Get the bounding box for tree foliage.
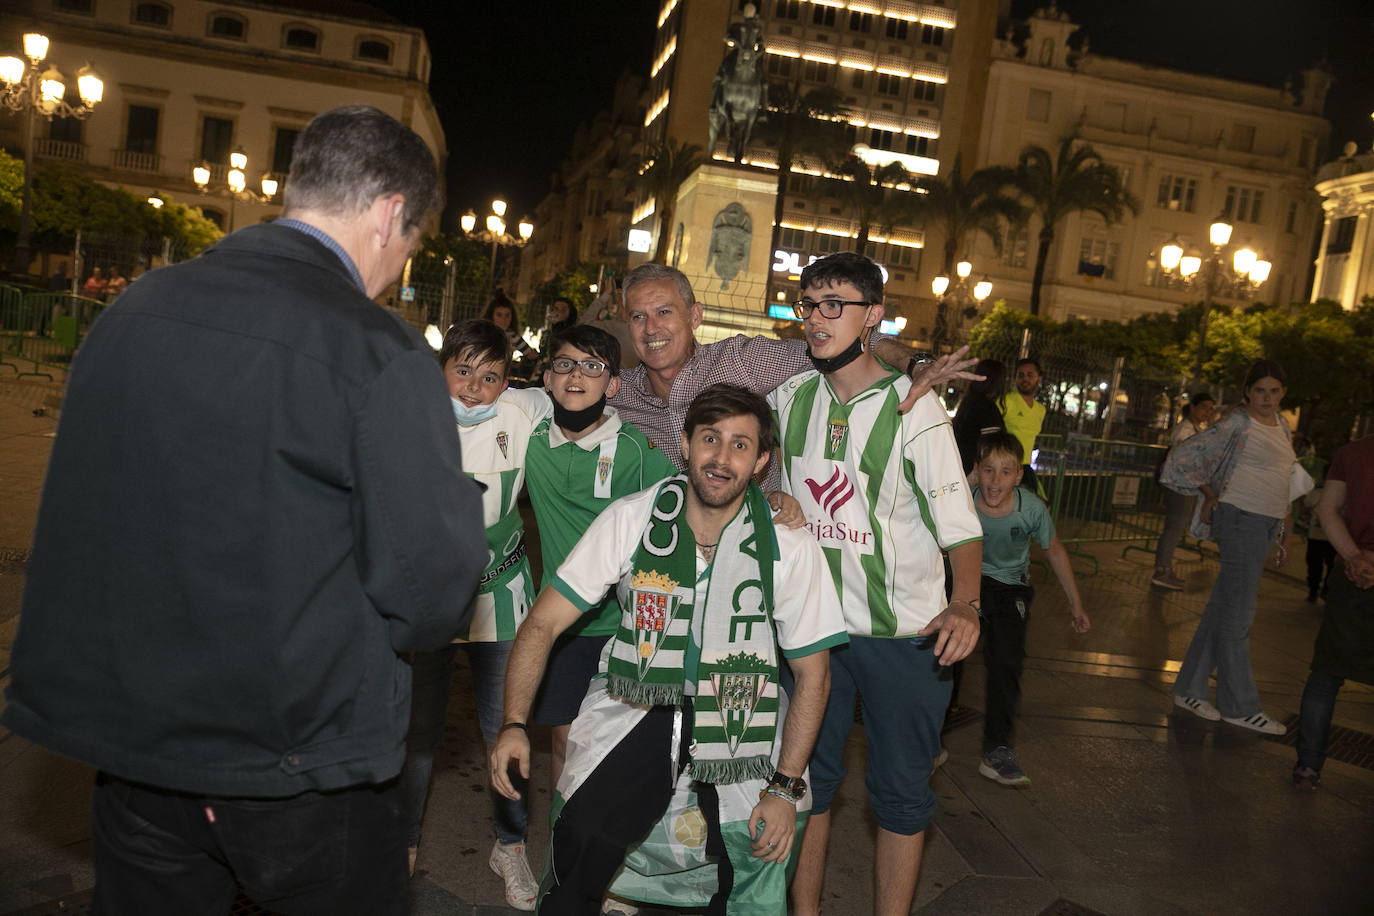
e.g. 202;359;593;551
631;138;705;264
0;151;223;261
967;299;1374;455
1014;136;1140;315
829;158;912;253
910;153;1025;273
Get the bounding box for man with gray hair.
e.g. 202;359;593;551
3;105;484;913
609;262;972;486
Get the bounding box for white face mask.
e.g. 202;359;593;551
451;397;499;426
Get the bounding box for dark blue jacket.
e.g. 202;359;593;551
3;222;484;797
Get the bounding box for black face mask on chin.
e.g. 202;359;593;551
553;396;607;432
807;335;866;374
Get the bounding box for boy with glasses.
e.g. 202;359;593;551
525;326;679;785
769;251;983;916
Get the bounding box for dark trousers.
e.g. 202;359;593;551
1297;669;1344;773
1306;538;1336;597
980;576;1034;753
91;772;407;916
542;701;733;915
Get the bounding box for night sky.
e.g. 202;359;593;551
370;0;1373;229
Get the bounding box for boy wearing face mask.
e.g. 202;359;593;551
523;326;679;789
404;319;550;908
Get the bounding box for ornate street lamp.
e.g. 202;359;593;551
1;32;102;276
461;198;534;298
191;147;279;231
930;259;992;353
1156;216;1271;381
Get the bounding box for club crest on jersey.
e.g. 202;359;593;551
597;455;613;485
828;419;847;454
707;652;771;754
630;569;680;678
496;431;509;459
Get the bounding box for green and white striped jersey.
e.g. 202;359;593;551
455;386;552;642
769;369;982;638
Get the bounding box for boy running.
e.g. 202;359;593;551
971;431;1090;786
769;251;983;916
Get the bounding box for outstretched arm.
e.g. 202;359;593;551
490;587;581;799
1043;537;1090;632
885;344;984;414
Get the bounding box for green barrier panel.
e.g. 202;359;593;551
1035;435;1201;576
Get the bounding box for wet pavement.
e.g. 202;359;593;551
1;375;1371;915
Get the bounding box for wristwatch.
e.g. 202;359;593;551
760;770;807;802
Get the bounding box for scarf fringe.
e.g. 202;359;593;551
689;754;773;786
607;674;684;707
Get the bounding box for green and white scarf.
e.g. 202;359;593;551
607;476;780;784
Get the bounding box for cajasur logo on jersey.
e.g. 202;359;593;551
799;463;874;552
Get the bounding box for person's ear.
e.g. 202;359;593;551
605;375;621;399
688;300;704;330
751;446;770;479
370;193;406;248
1012;464;1025;485
680;431;691;462
866;303;884;329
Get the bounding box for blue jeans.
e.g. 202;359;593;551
808;636;951;836
401;641;526;847
1297;669;1344;772
1173;502;1280;718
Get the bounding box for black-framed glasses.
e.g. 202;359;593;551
792;298;871;319
550;357;609;377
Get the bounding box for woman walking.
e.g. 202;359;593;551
1161;360;1299;735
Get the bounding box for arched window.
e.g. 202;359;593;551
134;2;170;26
208;13;245;40
284;25;320;52
356;38;391;63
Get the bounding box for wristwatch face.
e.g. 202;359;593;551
770;771;807;800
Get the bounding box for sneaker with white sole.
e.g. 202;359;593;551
1221;711;1286;735
1151;567;1186;590
978;746;1031;786
1174;694;1221;721
490;841;538;911
601;896;640;915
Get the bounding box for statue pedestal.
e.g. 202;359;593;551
670;161;779;311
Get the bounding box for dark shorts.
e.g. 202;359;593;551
532;634;612;726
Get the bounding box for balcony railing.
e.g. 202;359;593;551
35;138;87;163
112;149;163;172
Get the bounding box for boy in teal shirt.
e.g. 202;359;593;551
524;325;678;783
973;431;1090;786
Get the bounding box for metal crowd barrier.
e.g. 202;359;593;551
0;286;105;380
1033;433;1198;575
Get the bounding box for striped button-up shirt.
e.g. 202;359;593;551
610;334;812;490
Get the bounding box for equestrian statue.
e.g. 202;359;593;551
708;3;768;164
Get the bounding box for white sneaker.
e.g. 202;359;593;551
1174;695;1221;721
602;896;641;915
1221;711;1286;735
489;841;538;911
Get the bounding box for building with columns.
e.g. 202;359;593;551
1311;143;1374;310
1;0;444;244
967;5;1330;322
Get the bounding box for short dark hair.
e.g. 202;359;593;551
549;325;621;376
1014;357;1042;375
976;430;1024;465
438;319;510;373
966;359;1005;400
1242;358;1286;392
623;263;696;308
282;105;441;234
683;384;776;457
1188;391;1215;406
799;251;884;305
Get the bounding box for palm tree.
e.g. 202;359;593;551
632;138;705;265
830;157;913;254
908;153;1025;274
751;80;850;301
1016;135;1140;315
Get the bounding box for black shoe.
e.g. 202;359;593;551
1292;765;1320;790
